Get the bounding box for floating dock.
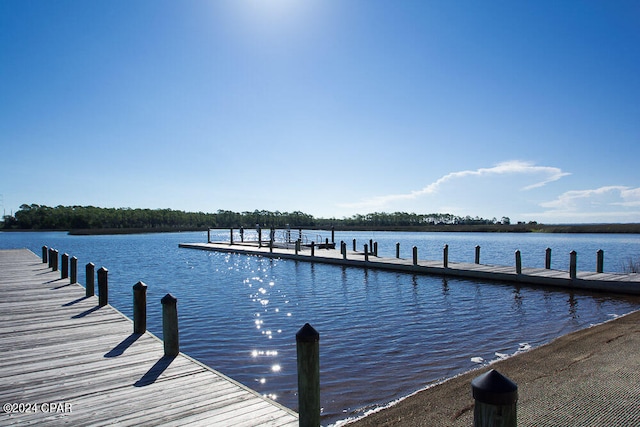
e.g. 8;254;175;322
0;249;298;426
179;241;640;295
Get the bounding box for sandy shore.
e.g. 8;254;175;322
345;309;640;427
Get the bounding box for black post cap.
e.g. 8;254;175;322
471;369;518;406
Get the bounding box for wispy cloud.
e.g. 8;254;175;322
540;185;640;211
340;160;570;211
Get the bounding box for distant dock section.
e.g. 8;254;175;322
180;230;640;295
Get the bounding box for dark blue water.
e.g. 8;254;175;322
2;230;639;426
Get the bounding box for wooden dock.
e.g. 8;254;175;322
179;242;640;295
0;249;298;426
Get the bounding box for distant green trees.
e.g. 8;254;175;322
2;204;504;231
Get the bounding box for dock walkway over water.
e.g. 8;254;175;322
179;241;640;295
0;249;298;426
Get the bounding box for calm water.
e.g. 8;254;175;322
2;230;640;426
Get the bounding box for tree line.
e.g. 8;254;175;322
1;204;510;231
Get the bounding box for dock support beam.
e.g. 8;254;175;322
61;253;69;279
133;281;147;334
545;248;552;269
570;251;577;279
596;249;604;273
471;369;518;427
443;244;449;268
70;256;77;284
162;293;179;357
296;323;320;427
86;263;95;297
98;267;108;306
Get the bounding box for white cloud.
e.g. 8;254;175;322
538;185;640;222
339;160;570;212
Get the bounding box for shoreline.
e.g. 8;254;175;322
344;309;640;426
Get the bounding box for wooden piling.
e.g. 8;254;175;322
443;244;449;268
342;241;347;260
133;281;147;334
42;246;48;263
396;242;400;259
515;250;522;274
230;228;234;245
471;369;517;427
48;248;53;268
475;245;481;264
97;267;108;307
596;249;604;273
412;246;418;266
311;242;315;257
61;253;69;279
353;239;356;251
70;256;77;284
331;226;335;244
51;249;58;271
86;262;95;297
296;323;320;427
545;248;552;269
162;293;179;357
364;244;369;262
570;251;577;279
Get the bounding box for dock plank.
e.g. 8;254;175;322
0;249;298;426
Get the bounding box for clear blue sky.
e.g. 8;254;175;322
1;1;638;223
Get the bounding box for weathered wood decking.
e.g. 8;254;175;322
179;242;640;295
0;249;298;426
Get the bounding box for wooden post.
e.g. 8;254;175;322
42;246;48;263
97;267;108;307
48;248;53;268
311;242;315;257
596;249;604;273
545;248;552;269
52;249;59;271
161;293;179;357
342;242;347;260
258;226;262;248
396;242;400;259
230;228;234;245
61;253;69;279
475;245;481;264
296;323;320;427
443;244;449;268
369;239;373;253
570;251;577;280
207;228;211;243
515;250;522;274
471;369;518;427
70;256;77;284
325;238;329;249
299;229;302;242
86;263;95;297
133;281;147;334
331;226;335;244
240;226;244;242
295;239;300;255
364;244;369;262
373;242;378;257
412;246;418;266
352;239;356;252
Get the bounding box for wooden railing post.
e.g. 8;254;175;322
515;250;522;274
311;242;315;257
364;244;369;262
471;369;518;427
51;249;59;271
296;323;320;427
48;248;53;268
342;241;347;260
161;293;179;357
545;248;552;269
133;281;147;334
61;253;69;279
70;256;77;284
596;249;604;273
412;246;418;266
295;239;300;255
443;244;449;268
97;267;108;307
396;242;400;259
86;262;95;297
42;246;48;263
373;242;378;257
475;245;481;264
352;239;356;251
570;251;577;280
